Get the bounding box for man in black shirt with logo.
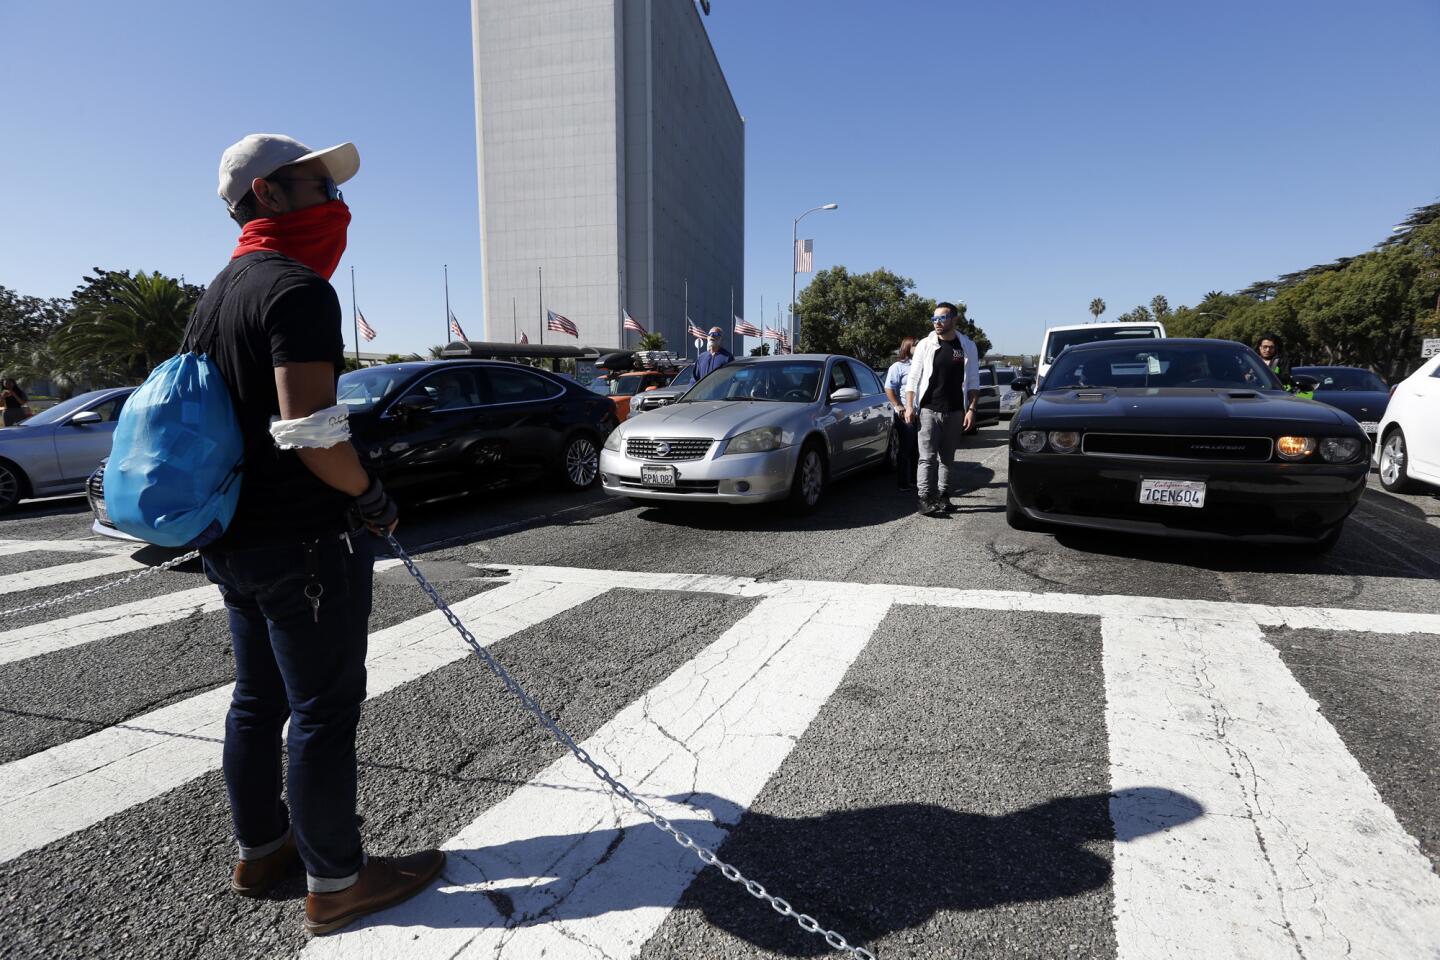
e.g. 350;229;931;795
198;133;442;935
902;302;979;516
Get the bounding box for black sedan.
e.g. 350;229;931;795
336;360;617;495
1291;366;1389;444
1006;339;1369;549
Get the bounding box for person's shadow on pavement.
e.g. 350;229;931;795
352;786;1202;956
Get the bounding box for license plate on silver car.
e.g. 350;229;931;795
1138;479;1206;508
641;464;677;487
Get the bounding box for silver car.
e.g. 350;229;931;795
0;387;134;512
600;354;891;511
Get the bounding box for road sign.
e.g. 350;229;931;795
1423;338;1440;358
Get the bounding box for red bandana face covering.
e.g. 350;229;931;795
231;200;351;280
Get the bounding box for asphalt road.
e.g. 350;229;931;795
1;423;1437;960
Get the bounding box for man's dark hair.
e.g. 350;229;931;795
228;190;261;227
1256;332;1283;351
935;301;958;317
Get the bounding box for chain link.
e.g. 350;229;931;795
0;549;201;619
383;533;877;960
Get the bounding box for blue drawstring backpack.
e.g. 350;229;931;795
104;256;276;548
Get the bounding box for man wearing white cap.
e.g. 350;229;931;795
197;133;443;935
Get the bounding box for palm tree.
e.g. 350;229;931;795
637;332;666;351
53;271;197;382
428;344;446;359
1149;295;1170;318
1089;298;1106;322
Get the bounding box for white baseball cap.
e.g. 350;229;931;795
217;133;360;209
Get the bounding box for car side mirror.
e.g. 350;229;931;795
397;394;437;416
1011;378;1033;394
68;410;103;426
828;387;861;404
1291;375;1319;393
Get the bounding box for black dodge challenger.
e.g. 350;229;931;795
1006;339;1369;549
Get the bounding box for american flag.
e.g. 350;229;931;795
357;310;376;342
546;309;578;337
622;311;646;335
765;327;791;354
448;309;467;341
794;238;813;273
734;316;761;337
520;330;529;344
687;320;706;339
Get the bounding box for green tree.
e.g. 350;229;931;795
1149;295;1171;319
1115;305;1154;324
52;271;202;383
428;344;446;359
637;331;666;351
1089;298;1106;321
749;342;772;356
0;286;69;378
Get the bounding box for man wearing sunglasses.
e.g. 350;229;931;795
903;301;980;516
695;325;734;379
196;134;443;935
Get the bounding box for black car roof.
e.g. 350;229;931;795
1061;338;1246;352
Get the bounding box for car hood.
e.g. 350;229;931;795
1021;387;1357;433
1309;391;1388;421
621;399;807;439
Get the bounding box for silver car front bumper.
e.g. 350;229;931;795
600;445;798;504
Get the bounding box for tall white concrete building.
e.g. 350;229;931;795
470;0;744;350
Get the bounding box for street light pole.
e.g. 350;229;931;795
791;202;838;351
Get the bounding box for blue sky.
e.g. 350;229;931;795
1;0;1436;355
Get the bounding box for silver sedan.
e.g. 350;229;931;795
0;387;134;512
600;354;891;511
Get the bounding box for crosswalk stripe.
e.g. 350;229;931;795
0;575;609;864
304;593;896;959
0;551;153;596
1104;615;1440;959
0;538;131;558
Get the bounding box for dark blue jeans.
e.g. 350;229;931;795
202;530;374;888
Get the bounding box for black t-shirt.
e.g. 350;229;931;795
920;338;968;413
189;252;350;547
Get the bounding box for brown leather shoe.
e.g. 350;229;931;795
231;832;300;897
304;850;446;936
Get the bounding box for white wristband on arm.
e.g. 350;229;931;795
269;404;351;450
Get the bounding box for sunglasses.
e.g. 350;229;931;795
268;176;343;202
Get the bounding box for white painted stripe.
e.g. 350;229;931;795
0;539;131;558
304;593;895;960
0;575;608;864
0;551;152;596
1104;615;1440;959
484;564;1440;636
0;559;405;667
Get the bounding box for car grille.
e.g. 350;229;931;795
635;395;675;411
1081;433;1274;462
614;476;721;494
625;437;713;461
87;469;105;499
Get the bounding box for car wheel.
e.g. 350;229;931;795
559;433;600;490
1378;427;1417;494
1005;486;1040;531
0;460;25;513
788;442;826;514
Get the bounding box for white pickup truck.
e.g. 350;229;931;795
1037;321;1167;386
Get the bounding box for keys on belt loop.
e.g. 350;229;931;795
301;538;324;623
304;581;324;623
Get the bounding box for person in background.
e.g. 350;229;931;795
904;302;979;516
695;326;733;380
1254;333;1292;388
883;337;918;490
1;378;28;426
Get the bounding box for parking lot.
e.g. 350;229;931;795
1;423;1438;960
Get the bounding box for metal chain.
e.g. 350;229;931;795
0;549;201;619
384;533;877;960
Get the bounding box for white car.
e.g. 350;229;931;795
1373;353;1440;493
1038;321;1166;386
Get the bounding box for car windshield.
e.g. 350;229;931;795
1043;345;1283;391
979;370;994;386
337;366;416;411
995;369;1015;385
680;361;824;403
13;392;103;427
1045;326;1161;363
1294;368;1387;392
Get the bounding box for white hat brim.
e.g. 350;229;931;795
291;142;360;186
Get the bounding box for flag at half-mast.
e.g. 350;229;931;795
519;330;530;344
448;309;467;341
687;319;707;340
357;310;376;342
765;326;791;354
733;316;761;337
546;309;579;337
794;238;814;273
622;310;646;335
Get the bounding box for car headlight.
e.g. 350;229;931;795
722;426;784;455
1016;430;1046;453
1047;430;1080;453
1318;437;1362;463
1276;436;1316;461
603;429;623;452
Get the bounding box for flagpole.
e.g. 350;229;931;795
444;264;451;344
538;265;544;346
513;297;517;343
350;266;360;366
730;286;735;356
684;277;688;360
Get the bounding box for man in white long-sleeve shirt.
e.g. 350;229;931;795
903;302;979;516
